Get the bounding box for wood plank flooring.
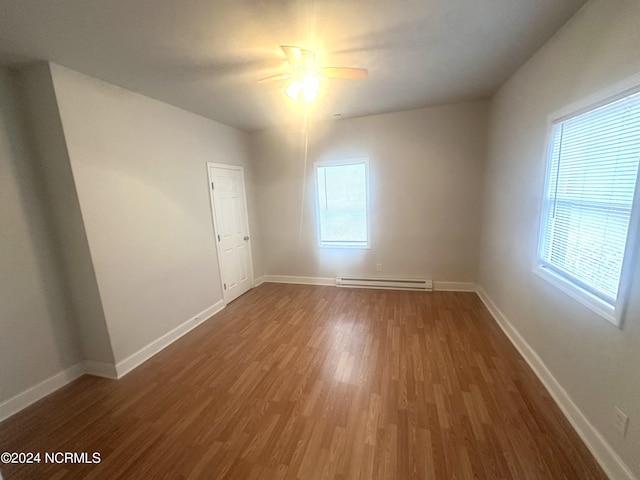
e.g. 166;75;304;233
0;284;607;479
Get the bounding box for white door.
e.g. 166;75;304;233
208;164;253;304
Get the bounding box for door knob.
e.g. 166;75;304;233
244;236;250;241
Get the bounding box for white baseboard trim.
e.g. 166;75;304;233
433;281;477;292
0;363;85;422
254;275;265;287
83;360;118;379
115;300;225;378
263;275;336;286
476;286;637;480
0;300;226;422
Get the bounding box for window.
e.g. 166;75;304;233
315;159;370;248
536;87;640;326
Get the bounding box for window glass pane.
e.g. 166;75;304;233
539;90;640;303
317;162;368;245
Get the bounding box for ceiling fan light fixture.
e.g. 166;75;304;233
302;75;320;92
303;88;318;102
285;80;302;100
285;75;320;102
302;75;319;102
273;45;368;104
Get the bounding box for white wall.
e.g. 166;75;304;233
19;63;115;366
250;101;488;282
479;0;640;477
49;64;256;363
0;67;83;402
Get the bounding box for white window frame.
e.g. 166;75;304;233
534;76;640;328
314;158;371;249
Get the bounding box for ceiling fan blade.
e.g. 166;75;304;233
321;67;368;80
281;45;303;62
256;72;295;83
281;45;315;67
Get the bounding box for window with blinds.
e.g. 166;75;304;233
537;87;640;325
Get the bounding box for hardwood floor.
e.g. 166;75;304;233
0;284;606;479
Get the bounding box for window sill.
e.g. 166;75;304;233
319;242;370;249
533;264;621;328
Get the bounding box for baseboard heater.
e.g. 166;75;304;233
336;276;433;291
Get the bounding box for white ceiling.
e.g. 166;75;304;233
0;0;586;131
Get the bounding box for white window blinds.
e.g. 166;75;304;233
539;89;640;305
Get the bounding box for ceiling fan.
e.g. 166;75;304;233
259;45;368;102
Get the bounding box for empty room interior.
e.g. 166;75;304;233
1;0;640;479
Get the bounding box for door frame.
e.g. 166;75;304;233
206;162;255;305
